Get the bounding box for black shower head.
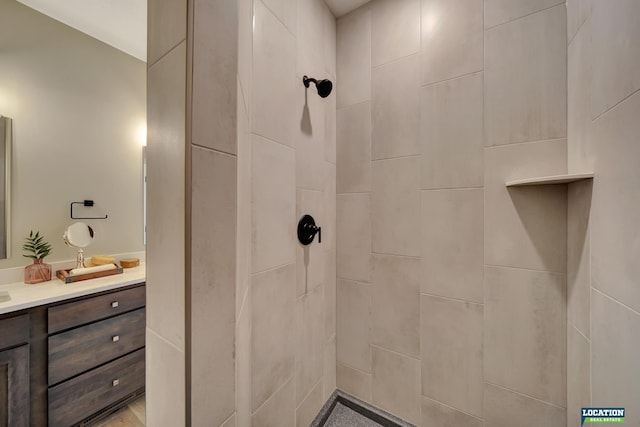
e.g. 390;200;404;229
303;75;333;98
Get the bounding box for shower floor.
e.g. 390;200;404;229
323;402;385;427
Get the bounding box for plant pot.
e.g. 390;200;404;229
24;259;52;284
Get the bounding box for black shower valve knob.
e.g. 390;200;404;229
297;214;322;245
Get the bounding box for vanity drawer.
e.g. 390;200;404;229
0;314;29;350
48;285;145;334
48;308;145;385
48;348;145;427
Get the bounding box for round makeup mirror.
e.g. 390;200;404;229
63;222;94;268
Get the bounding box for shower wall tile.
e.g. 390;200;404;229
336;363;372;403
296;0;327;79
192;0;237;154
567;180;592;338
296;381;323;427
567;0;591;44
420;0;483;85
323;162;337;250
371;55;420;160
484;5;566;146
146;42;186;350
484;266;566;407
251;134;295;273
337;6;371;108
567;19;594;173
336;194;371;282
296;189;325;296
484;139;567;273
420;294;484;418
370;0;420;67
147;0;186;65
296;86;326;191
251;377;296;427
336;279;372;373
421;189;484;304
484;0;564;29
191;146;237;426
337;101;372;193
372;346;421;425
591;289;640;427
484;383;566;427
420;72;483;189
590;91;640;314
323;336;337;400
323;4;337;80
262;0;296;35
220;414;235;427
238;0;253;111
236;82;251;318
324;250;337;340
421;397;483;427
372;156;420;257
325;93;337;164
371;254;420;358
252;0;296;147
251;263;296;412
295;284;324;406
567;325;590;427
591;0;640;118
235;290;252;427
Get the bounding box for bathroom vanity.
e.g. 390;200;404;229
0;267;145;426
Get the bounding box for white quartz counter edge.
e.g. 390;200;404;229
0;264;145;315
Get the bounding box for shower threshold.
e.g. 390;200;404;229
311;390;416;427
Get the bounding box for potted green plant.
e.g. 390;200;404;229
23;230;53;284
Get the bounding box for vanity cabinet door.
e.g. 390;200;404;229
0;344;29;427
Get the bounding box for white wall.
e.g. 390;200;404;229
0;0;145;268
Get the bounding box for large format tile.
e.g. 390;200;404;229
484;384;566;427
336;6;371;108
296;189;325;297
484;0;564;29
147;0;186;65
372;157;421;257
296;381;323;427
370;0;420;67
567;0;591;44
251;264;296;411
590;91;640;313
296;73;327;192
336;194;371;282
146;42;186;350
421;0;483;85
323;162;337;250
251;377;296;427
485;5;566;146
238;0;253;109
484;139;567;273
251;134;295;273
262;0;296;35
336;279;371;373
421;397;483;427
325;92;337;165
252;0;296;147
235;290;252;427
191;0;237;154
295;284;324;406
322;3;337;80
236;82;251;318
421;189;484;303
591;0;640;118
421;72;483;189
568;19;594;173
567;325;590;427
421;294;483;418
371;55;420;160
337;102;372;193
296;0;327;79
485;266;566;407
371;255;420;358
191;147;236;426
146;330;185;427
325;250;337;340
336;363;372;403
323;337;337;400
591;289;640;427
567;180;592;338
372;346;420;424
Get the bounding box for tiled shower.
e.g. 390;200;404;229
145;0;640;426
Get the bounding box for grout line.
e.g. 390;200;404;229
421;186;484;192
337;360;372;376
592;87;640;123
421;395;484;422
191;143;237;158
370;343;420;362
419;291;484;306
257;0;296;40
485;382;567;410
251;375;295;417
218;412;236;427
371;252;420;260
371;154;421;162
250;131;295;151
296;378;324;411
591;286;640;318
484;263;566;276
371;52;420;71
336;276;371;286
420;69;484;89
251;261;296;277
336;99;371;112
483;2;565;32
567;12;589;47
568;320;590;342
147;327;185;354
337;192;371;196
148;38;187;69
484;136;567;150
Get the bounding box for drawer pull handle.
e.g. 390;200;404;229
112;335;120;342
111;301;119;308
112;379;120;387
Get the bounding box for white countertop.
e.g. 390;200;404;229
0;264;145;315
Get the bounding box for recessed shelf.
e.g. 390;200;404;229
506;173;594;187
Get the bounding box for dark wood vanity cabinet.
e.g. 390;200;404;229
0;282;145;427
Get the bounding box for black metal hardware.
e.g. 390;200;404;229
70;200;108;220
303;75;333;98
297;214;322;245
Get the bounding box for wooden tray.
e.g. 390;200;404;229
56;264;123;284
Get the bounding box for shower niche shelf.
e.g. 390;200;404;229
505;172;594;187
